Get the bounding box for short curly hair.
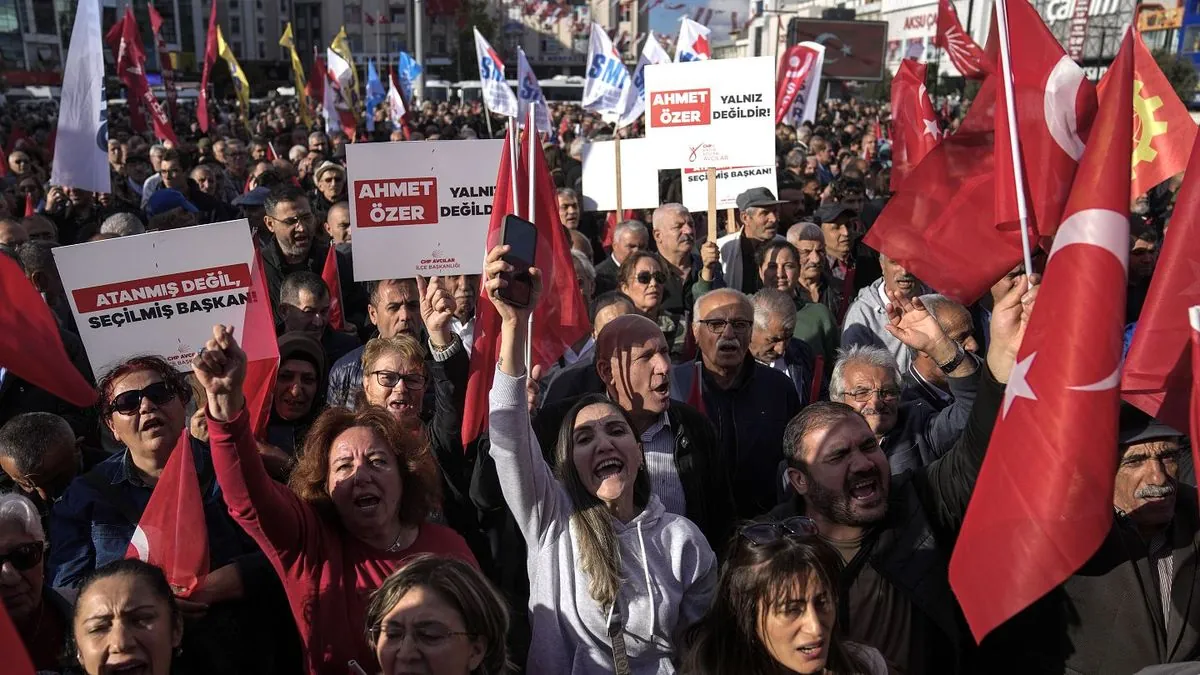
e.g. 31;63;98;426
96;355;192;416
288;406;441;526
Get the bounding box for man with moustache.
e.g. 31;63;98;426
843;252;928;373
770;276;1034;674
650;203;722;319
717;188;787;294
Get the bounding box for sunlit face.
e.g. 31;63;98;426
612;228;648;264
159;159;187;192
1114;439;1181;534
600;333;672;420
368;281;422;338
105;370;186;459
741;206;779;242
374;585;485;675
620;257;666;315
450;275;477;323
281;289;330;334
880;254;918;300
787;415;891;528
274;359;318;421
749;315;793;366
363;352;428;422
652;209;695;260
74;574;182;675
571;403;642;503
793;239;825;283
821;220;851;259
758;572;836;674
223;142;247;174
759;247;800;293
325;205;352;244
317;169;346;201
0;520;42;624
326;426;404;538
557;194;580;229
8;151;30;175
695;294;753;371
191;168;216;196
836;363;900;436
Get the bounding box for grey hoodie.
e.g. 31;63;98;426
841;277;916;373
488;370;717;674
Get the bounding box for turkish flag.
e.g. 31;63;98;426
321;245;346;332
305;55;326;104
934;0;990;79
266;142;279;162
1121;131;1200;430
365;13;376;25
1189;307;1200;500
1120;29;1196;199
243;250;280;440
949;29;1134;642
0;603;33;675
23;193;33;217
992;0;1097;242
462;111;591;443
889;59;941;192
198;0;218;133
0;256;96;408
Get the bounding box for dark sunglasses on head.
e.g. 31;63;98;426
108;381;177;415
0;542;44;571
635;271;667;285
739;516;819;546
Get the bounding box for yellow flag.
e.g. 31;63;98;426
330;26;362;115
216;26;251;130
279;23;313;130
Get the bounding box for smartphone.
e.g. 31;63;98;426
498;214;538;308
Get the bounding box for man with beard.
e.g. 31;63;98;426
843;252;927;372
650;203;722;319
670;288;800;517
770;276;1034;674
717;188;787;294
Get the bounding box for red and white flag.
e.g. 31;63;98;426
243;250;281;440
321;245;346;332
949;28;1135;642
1188;307;1200;494
934;0;990;79
198;0;218;132
775;43;823;125
1123;29;1197;199
147;3;179;124
889;59;941;191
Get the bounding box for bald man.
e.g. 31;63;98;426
533;312;736;548
324;202;351;246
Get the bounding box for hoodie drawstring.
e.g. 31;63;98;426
636;520;655;639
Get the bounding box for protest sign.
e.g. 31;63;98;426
581;138;660;211
347;139;504;280
53;220;261;376
643;56;775;169
681;165;778;211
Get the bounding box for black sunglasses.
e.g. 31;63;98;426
0;542;44;571
635;271;667;285
739;516;819;546
108;381;177;415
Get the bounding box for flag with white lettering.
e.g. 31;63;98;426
51;0;110;194
618;33;671;128
517;47;551;132
473;28;519;117
674;17;711;62
583;23;632;115
776;42;824;126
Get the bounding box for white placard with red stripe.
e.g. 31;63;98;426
52;219;259;376
347;139;505;281
643;56;776;170
680;165;778;211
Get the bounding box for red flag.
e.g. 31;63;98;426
243;250;281;440
934;0;990;79
198;0;218;132
321;245;346;332
0;603;34;675
774;43;821;125
365;14;376;25
686;361;706;416
379;13;391;23
266;142;279;162
0;256;96;407
127;429;210;596
1121;131;1200;430
462;120;592;443
889;59;941;192
305;54;326;105
108;7;176;144
23;193;33;217
147;3;180;124
1189;307;1200;501
105;10;146;134
1124;29;1196;199
949;29;1135;642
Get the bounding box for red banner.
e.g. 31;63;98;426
148;4;179;123
109;8;177;144
72;264;251;313
775;43;821;125
353;178;439;227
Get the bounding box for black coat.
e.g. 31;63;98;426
260;238;366;329
594;256;620;296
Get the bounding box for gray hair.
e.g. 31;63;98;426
785;148;807;169
288;144;307;164
693;288;753;325
787;222;823;244
100;212;146;237
829;344;902;400
0;493;45;543
916;293;956;325
571;249;596;286
149;144;166;158
556;187;579;203
0;412;75;476
651;203;689;231
613;219;647;242
569;138;584;159
752;288;798;331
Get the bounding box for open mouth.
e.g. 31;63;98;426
849;476;881;503
353;494;382;511
105;660;149;675
594;458;624;480
797;640;825;658
650;380;670;396
141;418;164;432
717;342;741;355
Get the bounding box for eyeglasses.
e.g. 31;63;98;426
697;318;753;335
635;271;667;285
270;212;315;227
108;381;177;415
842;387;901;403
370;623;474;648
369;370;427;389
739;516;819;546
0;542;44;571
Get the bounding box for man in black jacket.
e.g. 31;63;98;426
767;276;1034;674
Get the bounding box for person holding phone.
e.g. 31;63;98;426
482;243;717;674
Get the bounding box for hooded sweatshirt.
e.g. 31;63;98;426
488;370;717;674
841;277;917;373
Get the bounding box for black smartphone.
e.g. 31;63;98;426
498;214;538;308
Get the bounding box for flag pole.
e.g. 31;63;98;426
994;0;1035;276
508;117;520;217
525;106;536;375
614;134;624;215
706;167;717;242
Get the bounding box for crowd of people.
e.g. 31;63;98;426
0;87;1193;675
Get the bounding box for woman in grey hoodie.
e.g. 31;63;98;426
483;245;718;674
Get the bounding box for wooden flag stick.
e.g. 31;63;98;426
706;167;717;243
726;207;736;234
614;135;624;216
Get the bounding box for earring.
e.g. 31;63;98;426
174;645;183;658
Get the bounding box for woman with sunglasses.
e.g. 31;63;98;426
683;517;887;675
483;244;717;673
618;251;683;355
0;493;73;672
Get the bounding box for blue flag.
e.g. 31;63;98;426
365;60;386;131
397;50;423;102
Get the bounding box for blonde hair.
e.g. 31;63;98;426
361;334;427;376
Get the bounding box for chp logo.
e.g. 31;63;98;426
356;177;439;227
650;89;712;127
416;247;462;274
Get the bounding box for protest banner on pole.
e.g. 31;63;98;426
347;139;504;280
643;56;776;170
581;138;660;211
52;220;262;376
681;165;778;212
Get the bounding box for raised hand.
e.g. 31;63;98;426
987;274;1039;384
417;275;456;348
191;324;247;422
482;244;543;326
883;291;956;364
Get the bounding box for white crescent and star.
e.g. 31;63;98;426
1003;352;1039;418
1043;56;1087;161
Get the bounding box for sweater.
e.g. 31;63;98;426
207;409;477;675
488;369;717;674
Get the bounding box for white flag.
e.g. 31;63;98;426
674;17;712;62
517;47;551;132
387;74;407;128
582;23;632;115
787;42;825;127
617;34;671;128
473;28;519;117
51;0;110;194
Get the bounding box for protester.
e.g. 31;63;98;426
752;239;839;366
324;201;352;246
539;291;637;404
787;222;846;323
596;219;649;295
327;278;424;409
482;245;717;672
618;251;681;351
0;492;73;672
264;332;326;472
750;288;823;405
99;212;145;237
364;554;513;675
0;412;91;517
842;253;927;373
556;187;581;230
194;324;476;674
311;161;347;223
571;248;597;306
278;270;360;365
903;294;980;409
651;204;722;320
0;216;27;248
717;188;787;294
1128;230;1159;323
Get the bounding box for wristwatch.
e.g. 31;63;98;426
936;342;967;374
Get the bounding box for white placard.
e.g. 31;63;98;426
347;139;504;281
580;138;661;212
643;56;776;170
680;165;779;211
53;220;259;376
